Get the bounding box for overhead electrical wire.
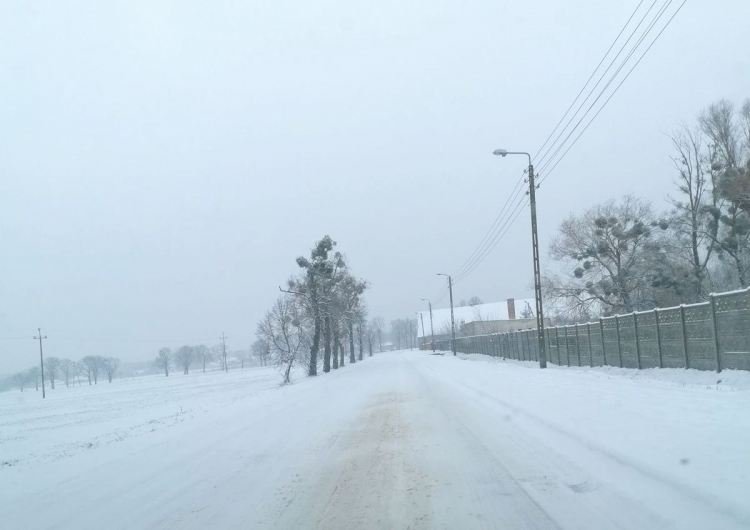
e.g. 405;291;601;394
534;0;663;171
452;174;527;278
435;0;686;290
536;0;676;177
537;0;687;185
453;195;529;283
533;0;647;162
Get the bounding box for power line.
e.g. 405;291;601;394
538;0;674;175
453;174;527;278
436;0;687;287
453;173;526;277
446;1;662;286
454;194;529;283
533;0;647;161
538;0;687;185
536;0;664;171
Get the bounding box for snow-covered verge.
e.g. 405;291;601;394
439;353;750;524
0;367;283;468
1;351;748;529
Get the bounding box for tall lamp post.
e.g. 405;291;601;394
493;148;547;368
436;273;457;356
416;312;426;350
420;298;435;352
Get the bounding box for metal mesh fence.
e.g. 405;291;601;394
429;288;750;372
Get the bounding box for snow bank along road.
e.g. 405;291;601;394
2;351;749;529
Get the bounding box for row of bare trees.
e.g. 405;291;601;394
389;318;418;350
12;355;120;392
255;235;383;384
545;97;750;320
152;342;270;376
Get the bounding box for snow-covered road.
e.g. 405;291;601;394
2;351;749;529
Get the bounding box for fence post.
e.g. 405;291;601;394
615;315;623;368
555;326;561;365
710;294;722;373
633;312;642;370
525;330;533;361
680;304;689;369
574;324;581;366
599;318;607;366
654;309;663;368
587;323;593;366
516;331;522;360
564;326;570;366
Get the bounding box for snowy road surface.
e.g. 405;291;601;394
2;350;749;529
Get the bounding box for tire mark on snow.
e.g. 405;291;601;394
420;360;750;528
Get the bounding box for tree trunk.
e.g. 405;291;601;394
357;324;362;361
349;322;356;363
368;337;373;357
308;315;320;376
333;323;340;370
735;253;748;287
339;338;345;367
284;360;293;384
323;315;332;373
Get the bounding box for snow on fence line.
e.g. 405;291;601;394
429;287;750;373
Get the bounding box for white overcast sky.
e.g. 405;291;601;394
1;1;748;372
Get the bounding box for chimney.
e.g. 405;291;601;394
506;298;516;320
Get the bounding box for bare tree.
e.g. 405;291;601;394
194;344;211;373
546;196;666;316
28;366;40;391
175;345;195;375
236;349;251;369
668;125;715;299
156;347;172;377
60;359;75;388
13;372;28;392
366;323;374;357
371;317;385;351
103;357;119;382
81;356;102;384
251;338;271;366
257;296;307;384
210;344;224;371
699;99;750;287
44;357;61;390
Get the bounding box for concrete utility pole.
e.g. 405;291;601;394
420;298;435;352
437;273;457;356
220;332;228;372
493;148;547;368
417;312;426;349
33;328;47;398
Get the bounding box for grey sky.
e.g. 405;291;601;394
1;1;748;372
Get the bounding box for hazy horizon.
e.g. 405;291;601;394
2;0;748;372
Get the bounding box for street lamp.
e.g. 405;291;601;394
436;273;457;356
493;148;547;369
420;298;435;352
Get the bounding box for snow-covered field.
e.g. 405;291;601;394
1;351;749;529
